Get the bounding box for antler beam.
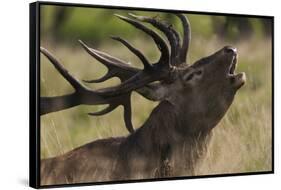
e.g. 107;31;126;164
40;13;191;134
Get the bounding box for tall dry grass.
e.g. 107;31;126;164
40;35;272;175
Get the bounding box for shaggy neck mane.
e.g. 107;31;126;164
123;100;212;176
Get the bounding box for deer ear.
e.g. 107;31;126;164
182;68;203;85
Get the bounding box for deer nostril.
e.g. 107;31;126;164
224;46;237;55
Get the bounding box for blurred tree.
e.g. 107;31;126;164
213;16;253;41
50;6;72;41
261;18;272;37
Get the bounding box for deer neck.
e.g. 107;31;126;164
126;100;211;176
133;100;211;153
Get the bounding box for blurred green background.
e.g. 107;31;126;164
40;5;271;43
40;5;272;176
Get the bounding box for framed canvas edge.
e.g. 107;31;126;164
37;0;274;18
30;1;41;189
29;1;275;188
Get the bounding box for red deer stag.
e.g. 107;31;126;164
40;13;246;185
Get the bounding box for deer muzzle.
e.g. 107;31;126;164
225;47;246;89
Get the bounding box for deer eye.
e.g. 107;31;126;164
195;70;202;75
184;69;203;82
185;73;194;81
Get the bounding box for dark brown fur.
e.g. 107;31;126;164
40;14;246;185
41;101;212;185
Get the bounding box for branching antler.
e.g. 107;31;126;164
40;13;191;133
40;47;136;133
128;13;181;65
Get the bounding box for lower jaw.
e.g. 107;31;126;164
234;72;246;89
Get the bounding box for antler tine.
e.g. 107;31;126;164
114;14;170;64
79;40;140;83
129;13;181;66
40;47;88;92
111;36;152;70
176;14;191;64
88;94;134;133
88;100;134;133
83;72;116;83
88;104;118;116
123;100;134;134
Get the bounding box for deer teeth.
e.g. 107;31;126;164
229;56;237;74
229;62;236;74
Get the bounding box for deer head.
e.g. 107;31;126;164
162;46;245;135
40;13;246;135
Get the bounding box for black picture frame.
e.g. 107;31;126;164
30;1;274;188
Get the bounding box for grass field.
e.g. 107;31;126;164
40;34;272;175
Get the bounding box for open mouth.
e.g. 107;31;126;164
227;54;246;89
228;55;237;75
